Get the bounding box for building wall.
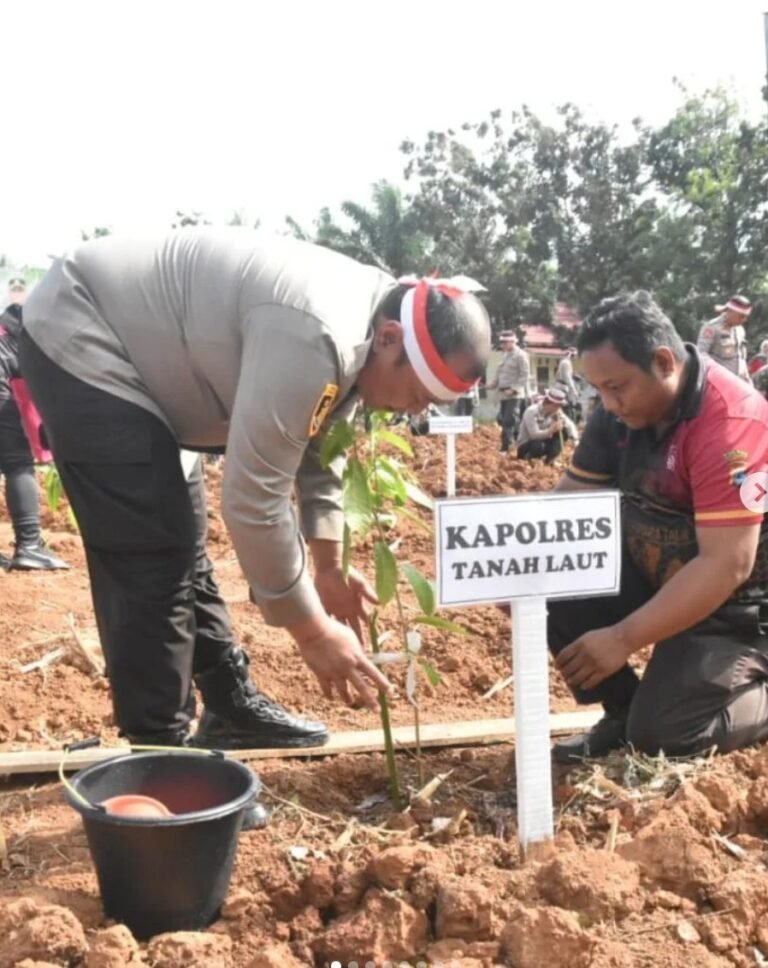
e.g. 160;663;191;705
529;353;559;390
529;352;583;391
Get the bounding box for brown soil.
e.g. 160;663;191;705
0;424;765;967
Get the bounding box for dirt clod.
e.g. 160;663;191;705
255;864;304;921
535;847;644;922
746;776;768;826
616;809;721;897
220;888;258;921
243;945;306;968
367;844;434;889
694;774;746;829
500;905;594;968
426;937;501;964
332;862;369;915
313;888;429;965
85;925;141;967
698;869;768;952
289;905;323;944
146;931;233;968
301;860;336;909
435;875;495;940
0;899;89;968
669;785;725;834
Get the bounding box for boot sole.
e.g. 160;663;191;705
551;738;626;765
551;745;590;765
9;562;70;571
193;731;331;751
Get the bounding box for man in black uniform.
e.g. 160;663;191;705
0;278;67;570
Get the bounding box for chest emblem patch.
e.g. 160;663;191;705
308;383;339;437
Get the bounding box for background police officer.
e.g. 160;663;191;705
487;330;531;452
697;294;752;383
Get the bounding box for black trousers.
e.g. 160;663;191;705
0;395;40;546
517;435;563;464
19;333;236;737
548;548;768;756
499;397;526;452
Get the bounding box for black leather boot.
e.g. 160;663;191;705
552;710;628;764
193;649;330;750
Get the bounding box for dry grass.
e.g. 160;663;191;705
557;745;718;823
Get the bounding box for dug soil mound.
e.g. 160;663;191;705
1;424;765;966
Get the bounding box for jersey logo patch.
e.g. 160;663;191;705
724;449;748;463
724;449;749;486
308;383;339;437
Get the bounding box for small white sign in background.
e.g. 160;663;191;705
428;414;474;498
436;491;621;607
428;415;473;435
434;489;621;849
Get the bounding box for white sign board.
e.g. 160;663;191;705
435;491;621;850
434;488;622;851
428;415;473;435
435;491;621;607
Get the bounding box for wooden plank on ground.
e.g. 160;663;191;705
0;710;602;777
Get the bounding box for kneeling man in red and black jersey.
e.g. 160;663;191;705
551;291;768;762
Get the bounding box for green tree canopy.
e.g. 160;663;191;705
287;180;430;278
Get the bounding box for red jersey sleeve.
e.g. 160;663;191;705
685;411;767;528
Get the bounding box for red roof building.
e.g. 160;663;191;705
520;303;582;390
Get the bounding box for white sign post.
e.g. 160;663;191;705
435;490;621;850
428;415;473;498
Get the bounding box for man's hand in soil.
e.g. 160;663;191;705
291;614;393;710
314;565;378;642
556;625;634;692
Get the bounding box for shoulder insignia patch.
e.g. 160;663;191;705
724;449;748;464
724;449;749;486
308;383;339;437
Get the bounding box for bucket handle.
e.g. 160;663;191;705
58;737;225;812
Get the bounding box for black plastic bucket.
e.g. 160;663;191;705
64;751;259;939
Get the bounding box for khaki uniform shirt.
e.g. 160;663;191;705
24;228;394;626
493;347;530;397
517;402;578;446
554;356;578;401
697;315;750;382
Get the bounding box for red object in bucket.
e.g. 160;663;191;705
9;378;53;463
101;794;174;818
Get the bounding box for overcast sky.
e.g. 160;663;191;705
3;0;767;264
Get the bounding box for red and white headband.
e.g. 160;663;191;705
725;298;752;317
398;276;485;401
716;297;752;317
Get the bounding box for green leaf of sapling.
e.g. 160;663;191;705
402;563;436;616
413;615;468;635
419;659;442;687
374;541;398;606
